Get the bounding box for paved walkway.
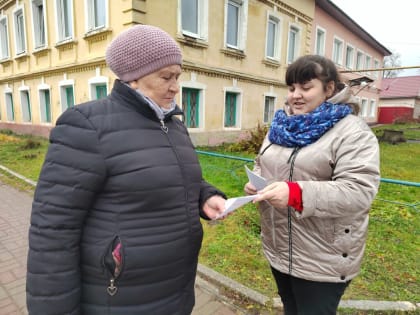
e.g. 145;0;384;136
0;180;247;315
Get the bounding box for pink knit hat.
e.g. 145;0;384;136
106;25;182;82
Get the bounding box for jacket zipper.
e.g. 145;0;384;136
160;119;168;133
103;237;123;297
287;147;300;274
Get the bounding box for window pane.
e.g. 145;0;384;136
0;19;9;58
183;88;200;128
95;85;107;99
227;3;239;46
316;30;324;55
65;86;74;108
182;0;198;34
264;96;274;123
266;19;275;57
16;12;26;53
224;92;237;127
94;0;106;28
6;94;14;121
288;28;297;63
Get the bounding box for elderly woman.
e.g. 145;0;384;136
26;25;226;315
245;55;380;315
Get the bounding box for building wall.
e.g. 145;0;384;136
312;5;386;124
0;0;339;146
378;98;418;123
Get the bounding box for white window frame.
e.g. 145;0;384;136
180;80;206;131
31;0;48;49
287;24;301;64
345;44;354;69
55;0;74;43
223;86;242;129
85;0;108;33
178;0;208;41
263;93;276;124
332;36;344;66
315;26;326;56
224;0;248;50
19;86;32;123
0;16;10;60
265;13;281;61
13;6;27;56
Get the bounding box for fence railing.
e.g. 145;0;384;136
196;150;420;211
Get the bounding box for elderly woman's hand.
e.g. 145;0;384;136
252;181;289;209
202;195;226;220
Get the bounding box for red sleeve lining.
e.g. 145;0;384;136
286;181;303;212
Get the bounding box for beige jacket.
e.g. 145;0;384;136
255;114;380;283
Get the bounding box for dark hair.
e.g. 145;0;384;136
285;55;342;93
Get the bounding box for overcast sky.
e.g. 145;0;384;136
331;0;420;77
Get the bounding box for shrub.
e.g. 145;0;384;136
226;123;269;154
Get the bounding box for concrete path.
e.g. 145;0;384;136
0;180;247;315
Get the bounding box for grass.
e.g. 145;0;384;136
0;123;419;311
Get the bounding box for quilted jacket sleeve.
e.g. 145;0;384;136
298;121;380;219
198;180;227;220
26;108;106;315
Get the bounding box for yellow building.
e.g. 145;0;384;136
1;0;389;145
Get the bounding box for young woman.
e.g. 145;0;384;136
245;55;380;315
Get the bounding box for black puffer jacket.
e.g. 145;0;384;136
26;80;225;315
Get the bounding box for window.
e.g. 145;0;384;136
86;0;106;32
263;96;275;124
56;0;73;42
180;0;208;40
369;99;376;117
315;27;325;56
225;0;248;50
0;17;9;60
13;7;27;55
60;84;75;112
20;89;32;122
332;37;343;65
31;0;47;49
5;93;14;121
287;25;300;64
345;45;354;69
266;15;280;60
360;98;368;118
356;51;364;70
182;88;200;128
39;88;51;123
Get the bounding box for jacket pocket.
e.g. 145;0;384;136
102;236;124;296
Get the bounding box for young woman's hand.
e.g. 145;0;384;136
252;181;289;209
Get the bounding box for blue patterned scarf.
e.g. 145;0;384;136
268;102;352;147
